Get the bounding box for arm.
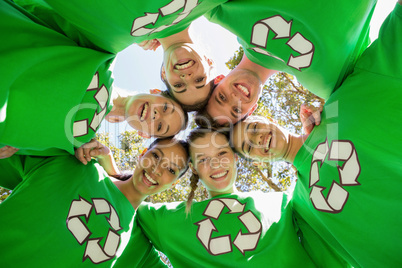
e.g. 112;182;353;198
74;139;120;176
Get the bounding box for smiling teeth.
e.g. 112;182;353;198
141;103;149;121
265;135;272;152
237;84;250;97
211;171;228;179
175;60;195;70
145;172;157;184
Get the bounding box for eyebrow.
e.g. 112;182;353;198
241;123;252;154
162;125;170;136
170;102;175;114
196;84;206;89
174;88;187;94
214;95;223;106
156;148;180;170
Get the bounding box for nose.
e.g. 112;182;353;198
180;72;193;79
152;163;162;177
152;109;160;121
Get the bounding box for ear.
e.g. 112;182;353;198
138;131;151;139
248;103;258;116
161;66;166;81
105;112;125;123
189;162;198;175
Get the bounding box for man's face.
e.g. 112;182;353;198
163;43;213;107
205;68;263;126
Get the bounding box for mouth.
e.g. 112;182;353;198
263;132;272;153
142;170;158;187
234;83;250;99
139;102;149;122
174;59;195;70
210;170;229;180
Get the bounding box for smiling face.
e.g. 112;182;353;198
190;132;236;197
205;68;263;126
132;139;188;195
125;94;186;137
162;43;214;107
232;116;289;162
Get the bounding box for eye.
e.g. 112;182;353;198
168;168;176;175
157;122;162;132
152;152;159;160
163;103;168;112
195;77;205;83
174;83;184;88
233;107;241;114
219;93;226;101
253;123;258;133
198;158;206;164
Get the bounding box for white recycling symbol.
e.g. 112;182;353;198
309;139;361;213
73;72;110;138
66;197;122;264
131;0;199;37
195;198;262;256
250;14;314;71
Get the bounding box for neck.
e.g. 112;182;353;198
158;27;192;50
237;54;278;83
114;177;147;210
208;185;236;198
282;133;307;163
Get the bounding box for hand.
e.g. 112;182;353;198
0;146;19;159
137;39;161;51
75;139;110;165
300;103;323;135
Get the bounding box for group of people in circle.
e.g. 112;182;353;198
1;0;402;267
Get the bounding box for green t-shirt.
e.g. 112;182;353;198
292;3;402;267
205;0;376;100
37;0;230;53
0;155;162;268
0;0;115;156
133;192;318;268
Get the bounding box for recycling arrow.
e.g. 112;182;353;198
309;140;361;213
250;14;315;71
195;198;262;256
328;140;361;185
251;15;292;48
131;12;159;36
66;197;122;264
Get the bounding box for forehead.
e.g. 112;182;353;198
151;142;187;168
191;133;229;153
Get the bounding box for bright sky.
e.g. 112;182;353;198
100;0;397;144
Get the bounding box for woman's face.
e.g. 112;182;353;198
132;140;188;195
190;132;236;197
232;117;289;162
125;94;186;137
163;43;213;107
